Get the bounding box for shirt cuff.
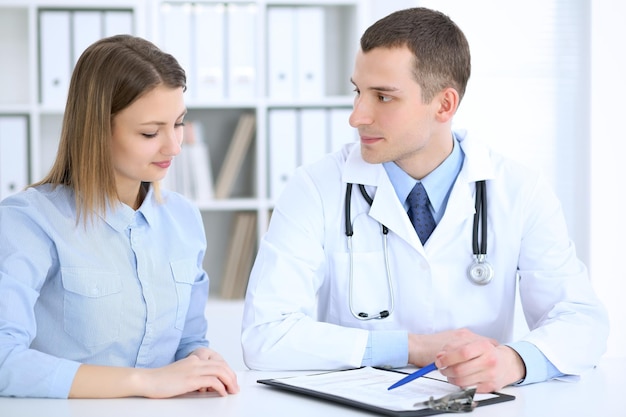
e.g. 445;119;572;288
49;359;82;398
507;340;563;385
361;330;408;368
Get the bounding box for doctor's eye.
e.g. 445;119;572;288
378;94;392;103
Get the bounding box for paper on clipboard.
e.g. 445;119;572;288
258;367;515;416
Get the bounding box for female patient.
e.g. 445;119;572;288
0;35;239;398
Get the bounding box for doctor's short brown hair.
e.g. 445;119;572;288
360;7;471;104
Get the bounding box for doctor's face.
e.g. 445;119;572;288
349;46;448;177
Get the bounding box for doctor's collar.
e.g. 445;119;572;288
383;137;464;214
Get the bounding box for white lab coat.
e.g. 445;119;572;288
242;131;609;375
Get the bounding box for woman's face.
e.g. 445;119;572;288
110;84;186;201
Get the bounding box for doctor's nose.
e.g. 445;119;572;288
349;97;373;128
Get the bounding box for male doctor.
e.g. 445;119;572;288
241;7;609;393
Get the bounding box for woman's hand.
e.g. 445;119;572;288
140;348;240;398
69;349;239;399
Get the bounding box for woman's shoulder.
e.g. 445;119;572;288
1;184;72;210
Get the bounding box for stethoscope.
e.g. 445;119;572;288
468;180;494;285
344;180;493;321
345;183;394;320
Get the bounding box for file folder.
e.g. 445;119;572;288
184;122;214;201
72;11;103;66
0;115;29;201
193;3;226;101
267;7;295;99
227;3;257;99
329;108;357;152
160;3;192;92
299;108;328;165
268;109;297;201
39;10;71;105
295;7;325;98
103;10;133;36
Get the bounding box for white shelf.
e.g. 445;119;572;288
0;0;364;298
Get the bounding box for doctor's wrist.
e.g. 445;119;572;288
407;333;433;367
500;345;526;386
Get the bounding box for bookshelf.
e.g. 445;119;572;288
0;0;367;298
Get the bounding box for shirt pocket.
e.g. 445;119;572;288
170;259;197;330
61;268;122;346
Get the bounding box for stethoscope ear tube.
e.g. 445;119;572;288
469;180;493;285
345;183;394;320
345;183;354;237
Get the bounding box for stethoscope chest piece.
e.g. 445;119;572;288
467;254;494;285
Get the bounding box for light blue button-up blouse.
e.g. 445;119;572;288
0;184;210;398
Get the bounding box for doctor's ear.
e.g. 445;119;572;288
434;87;460;123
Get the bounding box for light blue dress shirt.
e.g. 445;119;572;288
0;184;210;398
361;135;561;385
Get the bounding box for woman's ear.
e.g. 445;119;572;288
435;87;460;123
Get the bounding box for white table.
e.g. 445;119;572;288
1;357;622;417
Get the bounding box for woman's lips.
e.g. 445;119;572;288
154;160;172;169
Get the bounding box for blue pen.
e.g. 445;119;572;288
387;362;438;390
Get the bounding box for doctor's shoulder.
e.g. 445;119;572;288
483;149;566;220
299;143;352;182
486;147;548;189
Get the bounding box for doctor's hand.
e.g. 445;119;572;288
433;331;526;393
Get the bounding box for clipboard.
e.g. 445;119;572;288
257;367;515;416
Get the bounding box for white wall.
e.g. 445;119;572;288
590;0;626;358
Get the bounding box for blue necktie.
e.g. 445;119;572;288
407;182;436;244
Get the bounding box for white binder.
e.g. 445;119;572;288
227;3;257;99
39;10;71;105
160;3;192;90
185;122;214;202
104;10;133;36
295;7;325;98
0;116;29;201
299;108;328;165
193;3;226;101
267;7;295;99
268;109;297;201
329;108;357;152
72;11;103;66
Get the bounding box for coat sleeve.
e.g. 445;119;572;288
241;165;369;370
515;172;609;376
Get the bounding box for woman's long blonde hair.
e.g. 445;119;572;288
32;35;186;225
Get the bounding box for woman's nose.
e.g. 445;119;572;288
162;128;182;157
